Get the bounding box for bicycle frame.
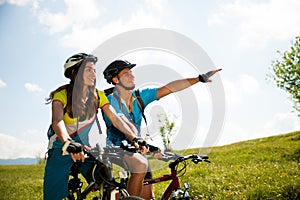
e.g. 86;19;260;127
142;154;210;200
144;170;180;199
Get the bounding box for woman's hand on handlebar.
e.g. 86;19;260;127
70;145;91;162
62;139;86;162
70;152;85;162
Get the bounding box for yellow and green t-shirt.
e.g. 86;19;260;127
48;89;109;149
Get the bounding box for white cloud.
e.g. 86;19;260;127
34;0;166;51
24;82;44;93
0;79;7;88
223;74;260;105
217;112;300;146
217;121;248;146
25;128;42;136
0;133;47;159
261;112;300;136
238;74;260;95
3;0;30;6
60;8;164;51
36;0;101;34
208;0;300;48
223;78;242;104
145;0;166;13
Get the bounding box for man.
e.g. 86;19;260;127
103;60;221;199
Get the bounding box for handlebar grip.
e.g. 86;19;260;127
200;155;209;160
120;140;139;153
148;144;161;153
192;155;210;163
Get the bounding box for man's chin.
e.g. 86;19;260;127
127;85;135;90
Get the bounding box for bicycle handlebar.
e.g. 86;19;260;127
85;140;151;162
85;142;210;169
163;153;210;169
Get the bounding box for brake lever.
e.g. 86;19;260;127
159;152;182;162
192;155;210;164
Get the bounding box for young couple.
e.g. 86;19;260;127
43;53;221;200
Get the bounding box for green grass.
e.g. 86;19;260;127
1;131;299;199
0;165;44;199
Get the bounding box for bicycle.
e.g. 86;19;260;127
143;152;210;200
67;142;143;200
67;142;210;200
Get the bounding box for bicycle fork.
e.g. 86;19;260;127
162;170;191;200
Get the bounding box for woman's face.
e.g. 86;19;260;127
83;61;96;86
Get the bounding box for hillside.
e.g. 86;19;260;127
0;131;299;199
0;158;37;165
169;130;300;199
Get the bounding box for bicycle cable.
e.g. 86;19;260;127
176;160;187;177
91;157;125;188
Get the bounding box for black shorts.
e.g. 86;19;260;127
145;161;152;179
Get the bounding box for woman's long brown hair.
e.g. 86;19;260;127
46;60;98;121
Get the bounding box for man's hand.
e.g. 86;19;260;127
62;139;84;162
148;144;163;159
132;137;149;154
199;68;222;83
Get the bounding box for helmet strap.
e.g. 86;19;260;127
117;78;135;90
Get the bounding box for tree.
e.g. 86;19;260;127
270;35;300;116
158;113;176;151
36;152;45;165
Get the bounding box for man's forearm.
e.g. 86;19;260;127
157;77;199;99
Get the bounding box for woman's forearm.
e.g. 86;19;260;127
52;120;70;143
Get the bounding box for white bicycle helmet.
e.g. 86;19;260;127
64;53;98;79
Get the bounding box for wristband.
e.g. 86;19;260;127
198;74;209;83
132;137;139;143
62;139;72;156
61;138;83;155
199;69;219;83
132;137;148;147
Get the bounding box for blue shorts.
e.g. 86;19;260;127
43;148;94;200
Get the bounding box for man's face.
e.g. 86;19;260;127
117;68;135;89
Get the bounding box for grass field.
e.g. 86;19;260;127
0;130;299;199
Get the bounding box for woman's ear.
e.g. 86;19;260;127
71;69;76;77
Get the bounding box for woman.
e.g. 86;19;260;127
43;53;148;200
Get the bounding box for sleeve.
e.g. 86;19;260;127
138;88;159;107
97;90;110;109
52;89;67;108
102;94;124;128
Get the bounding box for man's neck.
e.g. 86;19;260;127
115;85;133;105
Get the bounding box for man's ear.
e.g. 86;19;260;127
112;76;119;84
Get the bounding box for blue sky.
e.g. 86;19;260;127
0;0;299;159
